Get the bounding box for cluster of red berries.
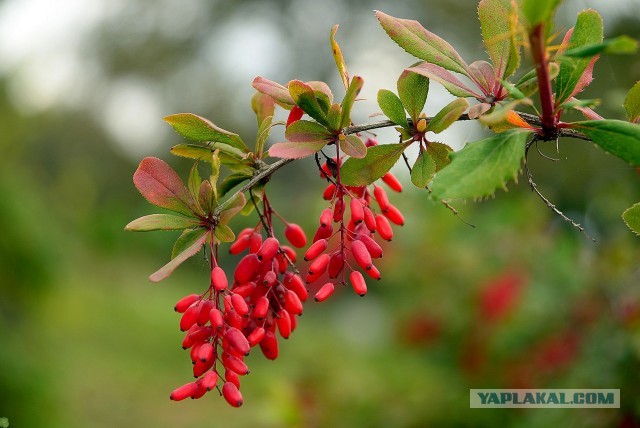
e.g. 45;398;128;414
169;223;308;407
306;139;404;301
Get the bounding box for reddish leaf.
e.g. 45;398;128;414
340;135;367;159
252;77;295;106
150;228;208;282
408;63;482;99
285;120;333;143
133;157;199;217
467;60;495;96
330;25;350;90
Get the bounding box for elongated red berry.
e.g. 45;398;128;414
231;294;249;317
314;282;335;302
225;327;250;356
182;325;199;349
284;274;308;301
234;254;260;283
257;237;279;261
189;325;212;343
226;354;249;375
327;252;344;278
313;224;333;242
252;296;270;320
260;330;279;360
323;183;336;200
365;264;381;280
180;304;200;331
350;198;364;224
357;234;383;258
276;309;292;339
384;204;405;226
285;223;307;248
193;358;214;377
281;245;297;263
319;208;333;228
175;294;199;313
249;232;262;253
211;266;228;291
363;207;377;232
284;290;303;315
225;369;241;389
381;172;403;192
375;214;393;241
351;239;373;270
197;342;215;363
308;253;330;276
305;239;328;261
286;105;304;127
247;327;266;346
373;185;390;212
232;282;256;297
197;300;215;326
170;382;198;401
350;271;368;296
222;382;244;407
209;308;224;330
201;371;219;391
229;235;251;255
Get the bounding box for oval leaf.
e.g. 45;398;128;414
427;98;469;134
252;77;295;106
331;25;350;90
622;202;640;236
125;214;202;232
341;135;367;159
151;228;208;282
572;120;640;166
289;80;328;126
341;143;410;186
133;157;199;217
624;81;640;123
378;89;408;129
269;141;330;159
163;113;248;152
478;0;520;78
408;63;482;99
214;224;235;243
397;70;429;123
285;120;333;143
219;193;246;225
430;130;530;200
341;76;364;128
411;150;436;188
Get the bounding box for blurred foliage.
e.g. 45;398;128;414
1;0;640;427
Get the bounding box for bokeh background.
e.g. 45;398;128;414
1;0;640;426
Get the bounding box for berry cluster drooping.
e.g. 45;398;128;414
169;195;308;407
306;139;404;301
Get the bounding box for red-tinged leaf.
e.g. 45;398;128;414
566;55;599;101
269;141;330;159
125;214;202;231
478;0;520;79
198;180;214;214
467;61;495;96
163;113;248;152
408;63;482;99
341;142;411;186
133;157;199;217
468;102;492;119
151;228;208;282
376;10;469;75
340;135;367;159
219;193;246;225
214;224;235;243
288;80;328;125
341;76;364;128
284;120;333;143
326;103;343;132
251;91;276;126
574;104;604;120
252;77;295;106
307;81;333;104
427;98;469;134
330;25;350;90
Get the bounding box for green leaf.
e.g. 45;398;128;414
426;141;453;171
269;141;330;159
133;157;200;217
171;227;208;260
555;10;603;106
572;120;640;166
326;103;343;133
430;130;530;200
289;80;328;126
478;0;520;78
624;81;640;123
521;0;561;26
240;183;264;216
378;89;408;129
562;35;638;58
340;135;367;159
411;150;436;188
255;115;275;158
151;228;208;282
214;224;235;243
427;98;469;134
331;24;350;90
188;163;205;217
341;142;410;186
285;120;333;143
219;193;246;225
170;143;246;164
163;113;248;152
251;91;276;127
209;150;221;202
198;180;214;215
375;10;469;75
408;63;482;99
219;172;252;197
397;70;429;123
468;61;496;94
622;202;640;236
125;214;202;232
252;77;295;106
341;76;364;128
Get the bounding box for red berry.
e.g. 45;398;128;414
226;354;249;375
229;234;251;255
365;264;381;280
224;327;250;356
381;172;403;192
327;252;344;278
350;271;368;296
356;234;383;259
174;294;199;313
351;240;373;271
284;223;307;248
182;325;199;349
188;325;213;343
313;224;333;242
257;237;280;261
350;198;364;224
375;214;393;241
247;327;266;346
276;309;292;338
384;204;405;226
252;296;270;320
304;239;328;261
232;282;256;297
211;266;229;291
193;358;214;378
259;330;279;360
373;185;390;212
249;232;263;253
180;304;200;332
286;105;304;127
197;300;215;326
283;273;308;301
363;207;377;232
222;382;244;407
314;282;335;302
209;308;224;330
170;382;198;401
323;183;336;200
197;342;215;363
319;208;333;228
231;294;249;317
284;290;303;315
234;254;260;283
225;369;241;389
201;371;219;391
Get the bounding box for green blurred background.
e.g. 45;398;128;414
1;0;640;426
